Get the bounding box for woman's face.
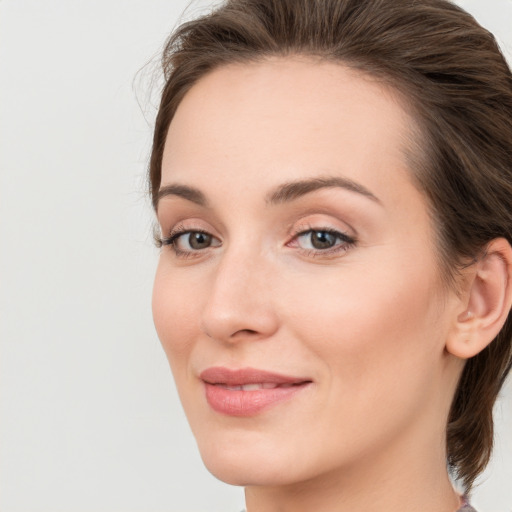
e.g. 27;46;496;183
153;58;462;486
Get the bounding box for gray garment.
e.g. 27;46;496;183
459;503;477;512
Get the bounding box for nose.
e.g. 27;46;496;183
200;247;279;343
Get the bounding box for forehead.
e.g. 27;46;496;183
161;57;418;207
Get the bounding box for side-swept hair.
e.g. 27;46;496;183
149;0;512;492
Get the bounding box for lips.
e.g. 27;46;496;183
217;382;296;391
200;367;312;416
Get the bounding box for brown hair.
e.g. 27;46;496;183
149;0;512;492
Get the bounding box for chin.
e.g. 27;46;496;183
196;432;302;486
203;456;293;487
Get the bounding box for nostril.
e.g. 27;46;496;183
202;328;258;340
232;328;259;337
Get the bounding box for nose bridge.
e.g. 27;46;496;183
201;243;278;342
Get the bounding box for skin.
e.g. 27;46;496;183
152;57;474;512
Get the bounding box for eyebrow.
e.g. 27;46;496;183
156;175;380;209
266;176;380;205
156;184;209;208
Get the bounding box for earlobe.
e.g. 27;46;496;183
446;238;512;360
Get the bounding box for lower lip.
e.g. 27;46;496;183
204;383;310;417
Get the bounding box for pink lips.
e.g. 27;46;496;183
200;367;312;417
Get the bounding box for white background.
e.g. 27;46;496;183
0;1;511;511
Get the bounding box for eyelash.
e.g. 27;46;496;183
157;225;356;259
289;227;356;257
157;225;215;259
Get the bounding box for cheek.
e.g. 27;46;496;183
284;252;446;398
273;253;450;468
152;260;200;366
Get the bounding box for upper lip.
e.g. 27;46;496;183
200;366;311;386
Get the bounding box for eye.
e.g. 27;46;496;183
179;231;213;250
291;228;356;254
298;230;338;250
161;229;221;255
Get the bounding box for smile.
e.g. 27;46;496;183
200;367;312;417
217;382;297;391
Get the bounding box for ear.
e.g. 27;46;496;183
446;238;512;359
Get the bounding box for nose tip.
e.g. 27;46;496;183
201;306;278;343
200;256;279;343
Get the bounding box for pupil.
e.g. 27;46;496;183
311;231;335;249
189;232;211;249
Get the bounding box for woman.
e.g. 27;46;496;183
149;1;512;510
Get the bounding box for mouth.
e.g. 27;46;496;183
216;382;299;391
200;367;312;417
